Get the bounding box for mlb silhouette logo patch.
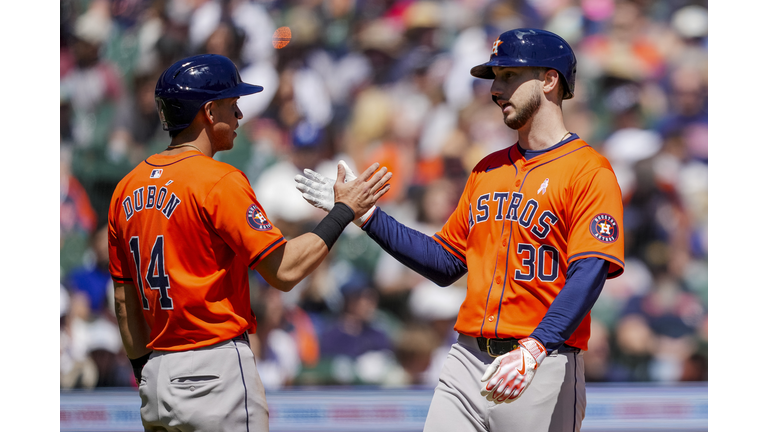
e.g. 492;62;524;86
150;169;163;179
247;204;272;231
589;213;619;243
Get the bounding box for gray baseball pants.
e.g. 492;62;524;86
139;336;269;431
423;334;586;432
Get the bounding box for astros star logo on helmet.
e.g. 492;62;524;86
492;39;503;55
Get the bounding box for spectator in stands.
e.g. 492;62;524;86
318;271;394;384
65;225;112;316
252;283;303;390
60;2;124;150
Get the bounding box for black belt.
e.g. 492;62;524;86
475;336;580;357
234;332;250;344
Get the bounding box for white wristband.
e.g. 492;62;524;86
354;206;376;227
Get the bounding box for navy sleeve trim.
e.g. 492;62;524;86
363;208;467;287
433;234;467;263
250;237;286;267
112;276;135;283
567;251;624;268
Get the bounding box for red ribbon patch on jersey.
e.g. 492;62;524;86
589;213;619;243
247;204;272;231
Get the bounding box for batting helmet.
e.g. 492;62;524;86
155;54;264;131
470;29;577;99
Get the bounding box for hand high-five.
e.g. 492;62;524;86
295;160;383;226
332;162;390;220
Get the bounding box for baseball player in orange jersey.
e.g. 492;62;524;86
295;29;624;431
108;54;391;432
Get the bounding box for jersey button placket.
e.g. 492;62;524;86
486;220;510;333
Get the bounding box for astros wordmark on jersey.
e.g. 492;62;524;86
108;152;286;351
432;136;624;350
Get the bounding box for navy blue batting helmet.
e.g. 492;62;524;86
471;29;577;99
155;54;264;131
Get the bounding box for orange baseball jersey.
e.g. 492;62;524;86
433;137;624;350
108;152;286;351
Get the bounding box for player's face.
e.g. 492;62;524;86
210;97;243;153
490;67;543;130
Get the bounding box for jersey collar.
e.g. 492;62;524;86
515;133;581;160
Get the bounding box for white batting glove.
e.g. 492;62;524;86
294;160;376;227
480;337;546;403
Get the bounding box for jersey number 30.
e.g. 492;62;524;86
129;236;174;310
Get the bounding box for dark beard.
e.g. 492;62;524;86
504;91;541;130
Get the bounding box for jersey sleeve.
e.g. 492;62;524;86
107;192;134;283
566;166;625;278
432;172;474;264
203;171;286;268
362;208;467;286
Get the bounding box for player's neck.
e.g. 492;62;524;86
163;126;213;157
516;107;568;152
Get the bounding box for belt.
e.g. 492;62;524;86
473;335;580;358
234;332;250;344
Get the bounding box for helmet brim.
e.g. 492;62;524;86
218;82;264;99
470;64;495;79
470;57;539;79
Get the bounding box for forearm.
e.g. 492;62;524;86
529;258;609;353
256;203;354;291
257;233;330;292
362;208;467;286
113;282;152;359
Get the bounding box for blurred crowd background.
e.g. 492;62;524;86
60;0;707;390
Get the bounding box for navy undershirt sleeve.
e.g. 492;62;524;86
361;208;468;287
529;257;609;354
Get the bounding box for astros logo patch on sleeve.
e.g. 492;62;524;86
589;213;619;243
247;204;272;231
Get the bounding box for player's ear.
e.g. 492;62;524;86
203;101;216;124
542;69;563;102
542;69;559;94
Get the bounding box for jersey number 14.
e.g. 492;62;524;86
128;235;174;310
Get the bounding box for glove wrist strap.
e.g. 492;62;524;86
519;337;546;366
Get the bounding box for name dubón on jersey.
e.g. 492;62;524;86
468;191;558;239
122;185;181;221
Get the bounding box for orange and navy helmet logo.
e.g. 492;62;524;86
247;204;272;231
492;39;503;56
590;213;619;243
